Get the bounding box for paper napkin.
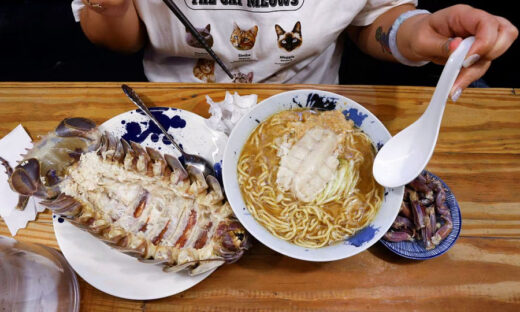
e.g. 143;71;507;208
0;125;45;236
206;92;258;136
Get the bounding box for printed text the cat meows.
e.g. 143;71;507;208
191;0;300;7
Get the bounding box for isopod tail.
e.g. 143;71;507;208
216;220;251;264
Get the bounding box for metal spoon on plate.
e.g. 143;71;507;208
121;84;215;177
373;36;475;188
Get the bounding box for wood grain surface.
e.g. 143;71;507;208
0;83;519;311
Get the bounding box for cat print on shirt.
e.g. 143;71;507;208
232;71;254;83
230;23;259;51
275;21;302;52
193;59;215;82
186;24;214;49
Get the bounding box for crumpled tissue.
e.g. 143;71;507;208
206;92;258;136
0;125;45;236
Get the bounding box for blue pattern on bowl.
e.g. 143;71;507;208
291;93;339;111
304;93;338;110
342;108;368;127
346;225;379;247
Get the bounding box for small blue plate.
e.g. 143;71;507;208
379;171;462;260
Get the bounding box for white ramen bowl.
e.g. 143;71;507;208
222;89;404;262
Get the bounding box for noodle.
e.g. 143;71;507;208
238;109;384;248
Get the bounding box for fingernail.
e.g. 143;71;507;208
444;38;453;54
463;54;480;68
451;88;462;102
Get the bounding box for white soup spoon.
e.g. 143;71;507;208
373;36;475;188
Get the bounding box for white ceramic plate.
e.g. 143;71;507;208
223;90;405;262
53;107;227;300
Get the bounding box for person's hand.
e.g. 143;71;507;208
81;0;132;17
398;5;518;100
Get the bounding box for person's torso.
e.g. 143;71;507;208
135;0;368;83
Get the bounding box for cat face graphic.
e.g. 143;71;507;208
186;24;214;49
193;59;215;83
230;23;259;51
196;59;214;74
232;71;254;83
275;21;302;52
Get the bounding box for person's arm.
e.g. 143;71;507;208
79;0;146;53
347;4;518;99
347;4;416;63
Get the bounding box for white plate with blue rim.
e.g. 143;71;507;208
222;89;405;262
52;107;228;300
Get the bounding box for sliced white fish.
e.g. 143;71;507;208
276;127;342;202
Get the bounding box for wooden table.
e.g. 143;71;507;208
1;83;519;311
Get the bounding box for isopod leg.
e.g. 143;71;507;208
409;191;425;230
399;200;412;219
383;231;413;242
392;215;414;230
432;214;453;245
0;157;13;177
422;209;435;250
409;174;430;193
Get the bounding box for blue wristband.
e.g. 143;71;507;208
389;9;431;67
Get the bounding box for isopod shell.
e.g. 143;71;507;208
1;118;250;275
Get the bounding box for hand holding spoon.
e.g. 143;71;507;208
373;36;475;188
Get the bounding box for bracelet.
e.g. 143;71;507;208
389;9;431;67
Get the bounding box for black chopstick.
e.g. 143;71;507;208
161;0;234;80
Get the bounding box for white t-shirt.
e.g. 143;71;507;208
72;0;416;84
